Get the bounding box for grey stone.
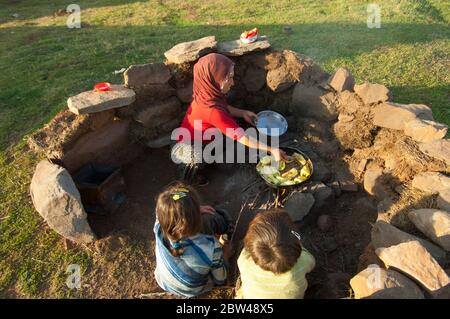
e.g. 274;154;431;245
164;36;217;64
328;68;355;92
376;241;450;293
30;160;96;244
291;83;338;121
354;83;390;105
124;63;171;87
404;119;448;143
411;171;450;194
350;267;424;299
310;182;334;208
371;220;446;265
68;85;135;115
284;192;315;222
217;37;271;56
419;139;450;166
408;209;450;251
372;102;434;130
437;189;450;211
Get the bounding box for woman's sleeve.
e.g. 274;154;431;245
209;108;245;141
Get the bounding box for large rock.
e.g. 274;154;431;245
266;65;296;93
371;220;446;265
30;160;96;243
176;81;193;104
336;91;362;114
243;66;267;92
419;139;450;166
411;172;450;194
61;119;130;173
135;97;181;129
363;166;392;199
404;119;448;143
350;267;424;299
437;189;450;211
376;241;450;292
124;63;171;87
354;83;389;105
284;192;315;222
408;209;450;251
328;68;355;92
309;182;334;208
290;84;337;121
68;85;136;115
217;38;271;56
372;102;434;130
164;36;217;64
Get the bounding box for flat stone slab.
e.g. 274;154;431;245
376;241;450;292
372;102;434;130
164;36;217;64
328;68;355;92
124;63;171;87
350;267;424;299
68;85;135;115
371;220;446;265
284;192;315;222
412;171;450;194
30;160;96;244
404;118;448;143
419;139;450;166
217;37;271;56
408;209;450;251
354;83;389;105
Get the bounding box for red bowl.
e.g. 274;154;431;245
94;82;111;92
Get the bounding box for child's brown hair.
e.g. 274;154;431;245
155;181;202;256
244;210;302;274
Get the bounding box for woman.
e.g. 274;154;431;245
172;53;285;184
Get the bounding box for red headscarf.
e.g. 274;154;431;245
192;53;234;110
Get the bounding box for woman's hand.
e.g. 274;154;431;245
242;110;258;126
200;205;216;215
270;148;287;162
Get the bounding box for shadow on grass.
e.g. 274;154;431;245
0;22;449;151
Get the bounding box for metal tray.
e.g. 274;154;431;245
256;110;288;137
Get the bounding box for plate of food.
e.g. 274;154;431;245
256;147;313;188
256;110;288;137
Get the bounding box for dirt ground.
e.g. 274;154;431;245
80;132;379;299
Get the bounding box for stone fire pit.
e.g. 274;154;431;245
27;35;450;299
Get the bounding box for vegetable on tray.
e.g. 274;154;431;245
256;153;312;186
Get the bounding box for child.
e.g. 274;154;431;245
236;210;315;299
153;181;233;298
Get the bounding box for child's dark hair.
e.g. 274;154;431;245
155;181;202;256
244;210;302;274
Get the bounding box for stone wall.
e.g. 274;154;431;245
27;35;450;298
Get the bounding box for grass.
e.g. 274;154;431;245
0;0;449;297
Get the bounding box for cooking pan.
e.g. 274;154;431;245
256;146;314;190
